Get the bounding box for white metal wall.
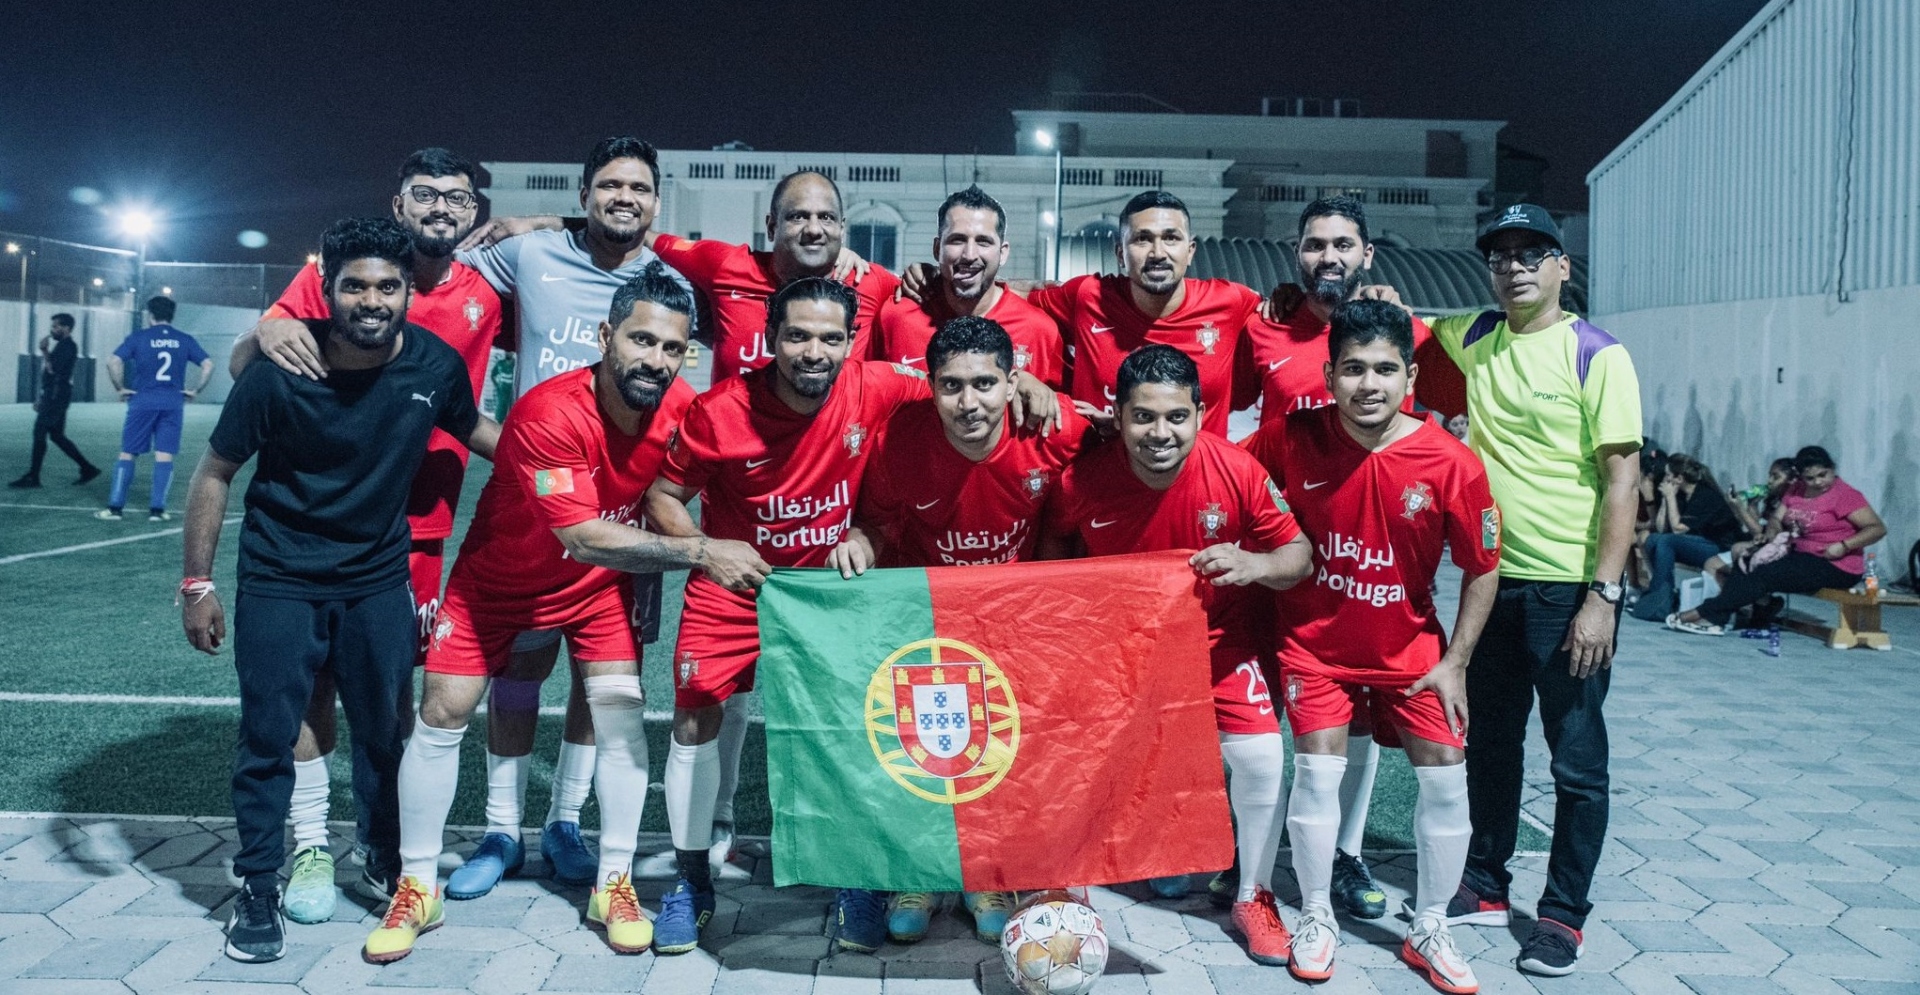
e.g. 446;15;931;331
1587;0;1920;313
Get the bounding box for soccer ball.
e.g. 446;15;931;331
999;891;1108;995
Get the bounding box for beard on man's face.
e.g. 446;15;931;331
615;363;670;411
1310;265;1363;306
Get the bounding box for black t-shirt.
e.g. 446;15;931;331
1679;485;1743;550
209;322;480;597
41;338;77;405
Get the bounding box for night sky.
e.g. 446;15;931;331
3;0;1768;264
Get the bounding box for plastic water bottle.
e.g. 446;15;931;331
1864;552;1879;596
1765;627;1781;657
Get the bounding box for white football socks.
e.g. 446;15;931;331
289;753;331;850
584;675;647;883
1219;732;1287;901
1336;733;1378;855
398;717;466;885
1287;752;1349;914
712;693;752;828
664;738;720;852
1413;763;1471;922
483;752;528;840
545;740;596;827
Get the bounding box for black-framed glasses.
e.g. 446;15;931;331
407;185;477;210
1484;246;1564;271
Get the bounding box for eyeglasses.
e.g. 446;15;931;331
406;185;477;210
1484;246;1564;271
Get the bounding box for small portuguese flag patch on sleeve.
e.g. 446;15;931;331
532;468;574;497
756;550;1234;892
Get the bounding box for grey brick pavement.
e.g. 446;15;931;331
2;593;1918;994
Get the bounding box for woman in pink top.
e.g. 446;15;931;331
1668;446;1887;635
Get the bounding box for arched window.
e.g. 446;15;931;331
847;223;897;270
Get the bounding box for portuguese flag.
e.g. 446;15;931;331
756;550;1234;892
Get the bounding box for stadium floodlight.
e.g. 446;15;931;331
1041;211;1057;227
120;209;157;239
4;242;17;254
92;277;104;286
1034;128;1054;150
161;286;173;296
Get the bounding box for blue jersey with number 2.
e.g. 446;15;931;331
115;324;209;407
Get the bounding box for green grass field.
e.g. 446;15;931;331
0;402;1545;852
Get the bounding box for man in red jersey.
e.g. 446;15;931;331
871;186;1063;389
1241;300;1499;991
854;314;1089;945
227;149;504;919
650;170;901;382
1026;191;1261;438
1229;195;1434;922
363;266;762;963
1040;344;1312;967
643;278;1057;956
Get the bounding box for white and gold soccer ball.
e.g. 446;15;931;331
998;891;1108;995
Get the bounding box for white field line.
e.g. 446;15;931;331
0;516;243;565
0;690;718;724
0;503;105;512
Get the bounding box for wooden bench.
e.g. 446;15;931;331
1786;588;1920;650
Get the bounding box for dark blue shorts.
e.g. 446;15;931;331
120;404;184;455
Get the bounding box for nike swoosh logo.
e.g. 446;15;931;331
730;290;746;300
746;458;773;469
914;499;939;510
540;273;566;283
900;356;923;366
1268;358;1291;370
1302;480;1327;490
1090;518;1115;529
1089;324;1113;335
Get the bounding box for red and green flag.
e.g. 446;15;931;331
756;550;1234;892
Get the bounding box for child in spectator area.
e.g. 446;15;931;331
1629;454;1745;621
1445;412;1469;442
1667;446;1888;636
1707;457;1796;583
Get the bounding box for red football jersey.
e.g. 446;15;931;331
442;367;693;621
1046;433;1300;658
862;401;1090;566
871;286;1065;389
1243;294;1432;425
1241;406;1500;682
1028;275;1260;438
650;234;901;386
267;262;504;538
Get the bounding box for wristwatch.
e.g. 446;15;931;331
1588;581;1624;604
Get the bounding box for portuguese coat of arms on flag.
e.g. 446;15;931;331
756;550;1234;892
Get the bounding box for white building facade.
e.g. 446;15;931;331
1588;0;1920;577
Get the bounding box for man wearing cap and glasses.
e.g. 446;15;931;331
1424;204;1642;978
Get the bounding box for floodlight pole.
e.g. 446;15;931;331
1051;145;1063;282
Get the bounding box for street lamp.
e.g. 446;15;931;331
1034;128;1064;281
119;209;156;307
5;241;22;301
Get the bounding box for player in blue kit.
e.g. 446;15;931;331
98;296;213;521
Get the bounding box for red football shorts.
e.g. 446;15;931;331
1213;651;1282;736
671;580;760;709
1279;664;1463;750
408;539;446;663
425;581;638;678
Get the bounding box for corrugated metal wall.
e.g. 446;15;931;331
1588;0;1919;313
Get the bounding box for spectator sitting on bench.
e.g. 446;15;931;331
1630;447;1669;591
1630;453;1745;621
1667;446;1888;636
1707;456;1795;584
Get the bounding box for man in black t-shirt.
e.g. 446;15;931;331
8;313;101;488
180;219;499;964
1631;453;1743;621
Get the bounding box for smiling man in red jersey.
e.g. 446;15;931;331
1040;344;1312;968
1241;299;1498;991
871;187;1064;389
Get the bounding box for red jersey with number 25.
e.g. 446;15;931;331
650;235;901;386
863;402;1090;566
1243;295;1432;424
1242;406;1500;683
872;286;1065;389
267;262;503;538
1028;275;1260;438
1047;433;1300;659
447;367;693;620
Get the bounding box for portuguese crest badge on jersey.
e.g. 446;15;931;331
1198;501;1226;539
844;422;868;457
1401;481;1433;520
1196;322;1220;355
866;638;1019;804
1024;467;1048;501
463;296;483;331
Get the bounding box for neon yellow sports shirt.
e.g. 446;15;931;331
1430;311;1642;583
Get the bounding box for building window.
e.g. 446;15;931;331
736;163;775;180
1259;184;1309;202
1375;187;1429;205
795;165;839;180
848;223;897;270
847;166;900;183
1113;168;1163;188
1061;167;1104;186
525;175;572;191
686;162;724;179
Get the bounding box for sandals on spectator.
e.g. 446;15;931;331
1665;613;1724;636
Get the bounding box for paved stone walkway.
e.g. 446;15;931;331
3;593;1919;994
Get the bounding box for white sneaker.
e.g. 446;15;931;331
1288;905;1338;981
1402;916;1479;994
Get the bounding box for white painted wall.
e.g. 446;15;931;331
1595;283;1920;580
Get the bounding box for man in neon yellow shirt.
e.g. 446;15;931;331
1426;205;1641;978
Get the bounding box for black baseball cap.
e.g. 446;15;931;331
1476;203;1563;253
